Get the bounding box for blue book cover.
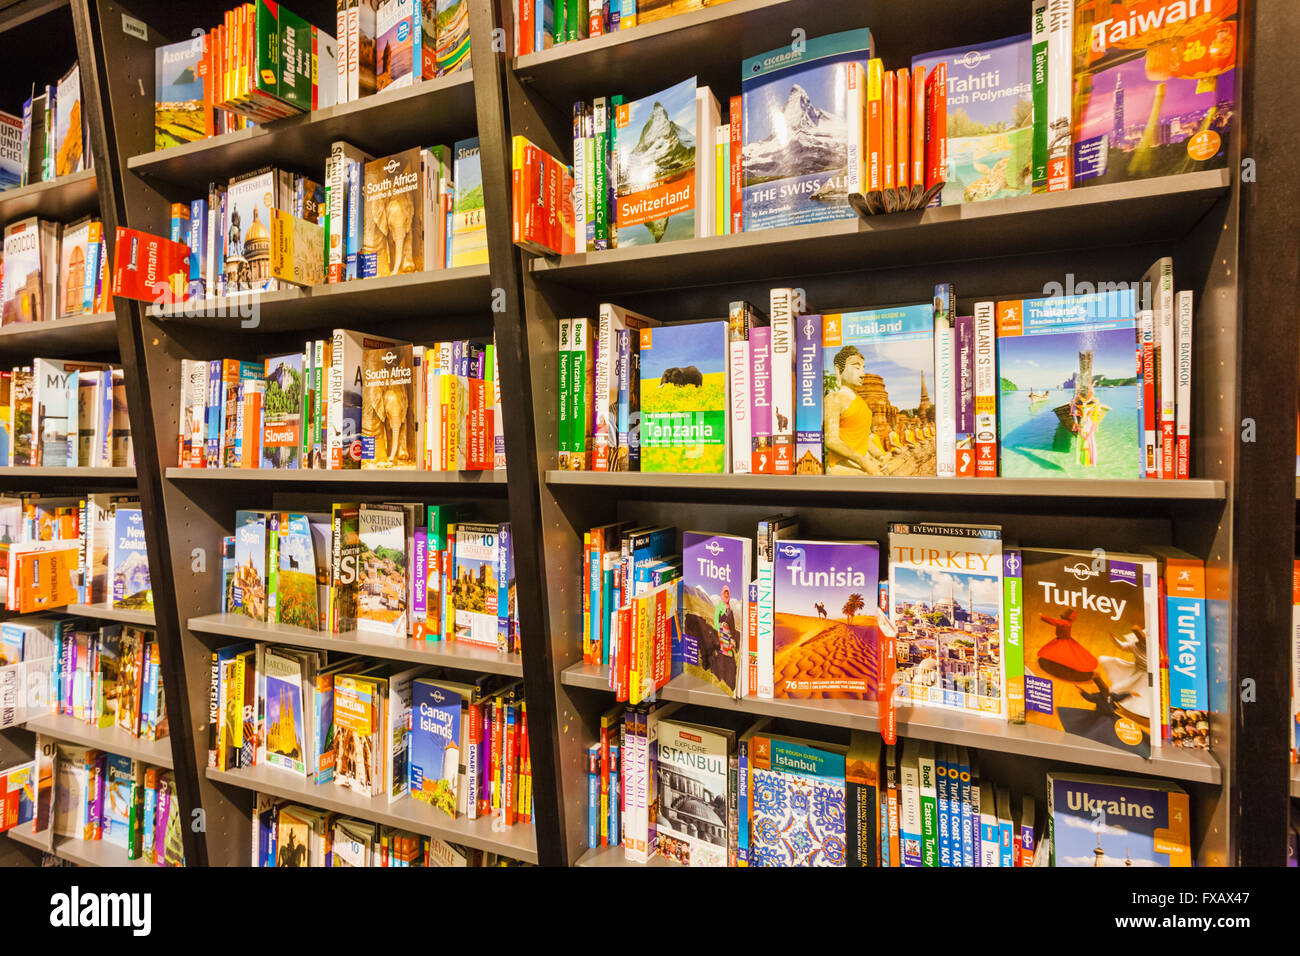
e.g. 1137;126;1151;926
957;748;974;867
189;198;207;296
1045;772;1190;867
409;679;464;816
822;305;936;477
586;744;599;848
497;523;513;652
794;313;823;473
0;111;21;190
912;35;1033;205
741;29;873;231
103;754;134;847
936;747;952;866
232;510;268;619
111;506;151;609
995;289;1140;479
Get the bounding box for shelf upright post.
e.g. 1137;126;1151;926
70;0;207;865
467;0;571;866
1230;0;1299;866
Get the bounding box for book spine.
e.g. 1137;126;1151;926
1157;264;1175;479
592;99;608;250
934;284;956;477
728;304;751;475
729;95;742;234
736;735;748;865
756;521;775;699
570;317;593;469
919;746;937;867
865;59;881;196
911;66;925;198
1140;309;1157;478
954;314;975;477
592;310;614;471
895;67;910;194
1045;0;1073;191
1031;0;1049;192
936;756;951;867
925;62;946;202
973;302;998;477
1004;548;1024;724
749;325;773;475
794;313;823;474
1175;291;1193;479
882;67;896;200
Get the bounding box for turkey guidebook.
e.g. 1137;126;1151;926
741;29;874;231
613;76;699;246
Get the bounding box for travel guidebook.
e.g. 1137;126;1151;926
450;522;499;649
1072;0;1237;186
681;531;751;697
224;168;278;293
357;504;408;637
451;137;486;266
912;34;1033;205
772;538;881;700
655;718;735;867
262;353;304;468
408;679;464;817
821;305;937;477
154;36;209;149
1047;772;1191;866
748;731;848;866
638;320;728;473
889;523;1005;718
263;648;307;775
995;289;1140;479
613;76;698;246
741;29;874;231
1020;547;1161;757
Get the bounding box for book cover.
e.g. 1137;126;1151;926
334;673;381;796
1021;547;1160;757
110;506;151;610
749;733;847;866
1071;0;1236;187
223;168;278;293
911;34;1033;205
409;679;464;815
435;0;471;75
263;648;308;775
773;538;881;700
450;522;500;649
277;513;325;630
375;0;417;90
233;510;268;620
451;137;486;266
741;29;873;231
362;148;424;276
655;718;733;866
261;353;303;468
794;312;824;474
2;219;44;325
613;76;698;246
54;63;84;178
269;209;325;286
1047;772;1190;866
0;111;20;190
888;522;1004;717
681;531;750;697
356;504;408;637
995;289;1140;479
637;320;728;473
154;37;208;150
821;305;937;476
58;219;90;317
361;343;418;467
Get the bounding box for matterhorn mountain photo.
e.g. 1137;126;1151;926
624;101;696;188
614;76;700;246
743;84;847;183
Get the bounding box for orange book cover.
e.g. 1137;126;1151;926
895;68;910;191
15;545;78;612
866;59;883;193
882;69;895;194
911;66;926;193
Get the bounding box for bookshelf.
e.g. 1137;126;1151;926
2;0;1284;868
23;712;173;767
7;823;156;866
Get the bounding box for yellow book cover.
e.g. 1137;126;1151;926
270;209;325;287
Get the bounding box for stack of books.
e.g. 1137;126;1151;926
2;217;114;325
0;62;91;190
513;0;743;54
0;361;130;468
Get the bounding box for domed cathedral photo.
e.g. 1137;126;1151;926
223;170;280;293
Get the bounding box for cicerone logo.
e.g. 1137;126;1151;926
50;887;151;936
958;49;991;70
1064;562;1099;582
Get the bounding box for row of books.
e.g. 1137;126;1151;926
1;361;131;469
177;335;502;472
253;798;524;866
1292;560;1299;765
0;62;90;191
2;217;114;325
154;0;472;151
558;268;1193;481
161;141;483;301
582;518;1210;754
213;643;531;824
0;616;166;740
1;738;183;865
513;0;742;54
588;709;1191;867
224;504;516;650
0;493;152;615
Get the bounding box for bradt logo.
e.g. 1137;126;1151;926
1064;562;1099;582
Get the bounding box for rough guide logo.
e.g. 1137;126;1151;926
50;887;151;936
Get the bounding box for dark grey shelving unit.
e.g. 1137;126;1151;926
23;713;173;768
0;312;120;356
0;168;98;223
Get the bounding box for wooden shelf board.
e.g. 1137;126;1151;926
206;764;537;862
0;169;97;226
187;613;523;676
574;844;678;867
530;170;1231;294
0;313;119;356
64;603;156;627
560;663;1222;785
166;466;507;488
24;712;173;768
127;72;477;194
6;825;157;866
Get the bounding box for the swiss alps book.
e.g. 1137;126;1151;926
1020;547;1161;757
821;305;937;476
681;531;750;697
637;320;728;473
994;289;1140;479
888;522;1005;718
613;76;698;246
655;717;735;866
741;29;874;231
772;538;881;700
912;34;1033;204
1072;0;1236;186
451;137;487;266
1047;772;1190;866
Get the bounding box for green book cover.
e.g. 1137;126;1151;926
277;6;315;111
1003;547;1025;723
1031;0;1049;191
570;317;592;466
557;319;572;463
918;741;937;866
253;0;281;104
592;98;608;248
638;320;727;473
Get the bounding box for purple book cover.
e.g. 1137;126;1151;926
794;314;824;474
750;325;773;474
773;538;881;700
954;314;975;475
681;531;752;697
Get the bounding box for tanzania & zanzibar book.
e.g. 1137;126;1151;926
637;320;728;473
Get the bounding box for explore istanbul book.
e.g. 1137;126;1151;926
741;29;874;231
